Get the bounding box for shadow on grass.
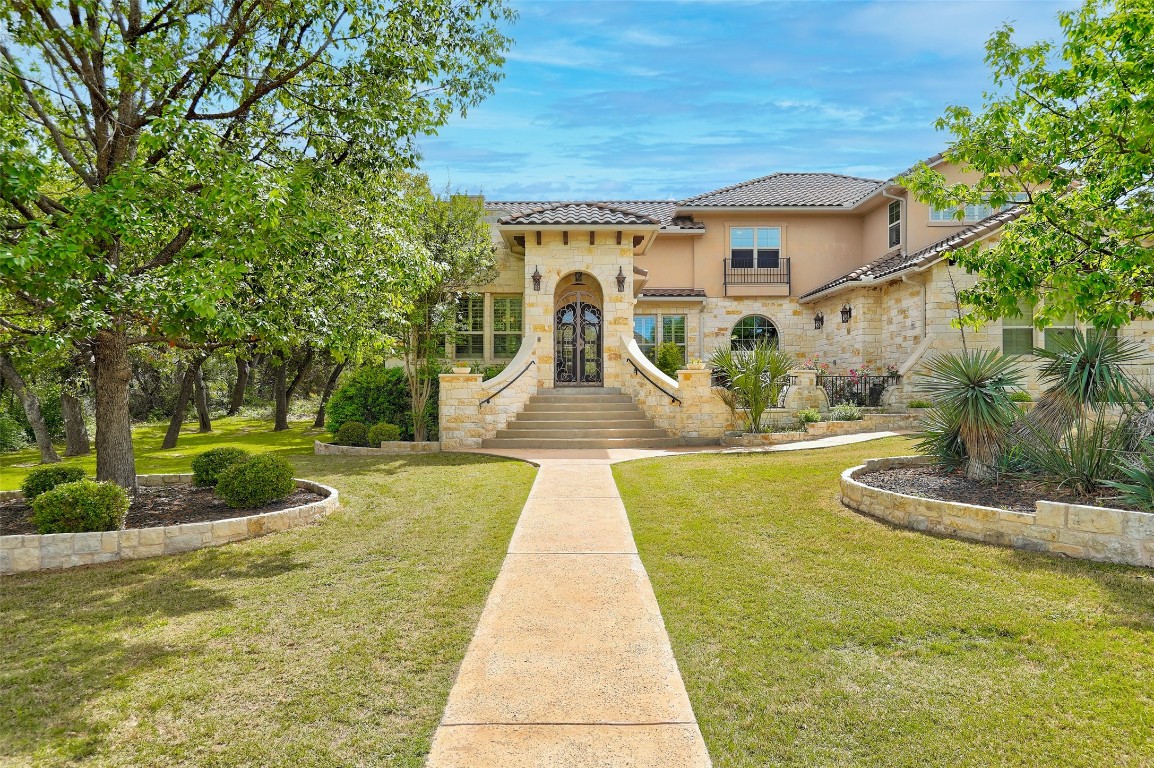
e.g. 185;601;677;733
294;450;527;481
1005;548;1154;629
0;547;309;762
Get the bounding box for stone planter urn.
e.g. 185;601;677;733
451;365;471;374
687;360;707;371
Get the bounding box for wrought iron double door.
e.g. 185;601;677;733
554;291;603;385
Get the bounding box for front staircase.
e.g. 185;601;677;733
481;387;682;449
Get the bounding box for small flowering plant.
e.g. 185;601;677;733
798;356;830;374
885;363;900;379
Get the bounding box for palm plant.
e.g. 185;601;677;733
709;343;793;433
918;349;1025;481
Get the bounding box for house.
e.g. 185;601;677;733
436;155;1154;448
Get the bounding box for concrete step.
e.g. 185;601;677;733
527;394;636;406
535;387;622;396
481;437;684;449
521;403;645;415
509;415;658;427
498;427;672;439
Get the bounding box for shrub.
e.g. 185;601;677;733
830;404;864;421
367;422;402;445
21;464;87;500
709;343;792;434
796;408;822;425
325;364;437;441
334;420;369;447
30;479;128;534
655;342;685;379
1105;447;1154;511
0;412;29;452
1009;391;1033;403
481;364;508;381
215;454;296;509
907;399;934;409
191;447;251;487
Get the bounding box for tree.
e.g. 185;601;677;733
901;0;1154;331
389;182;496;442
0;353;59;463
0;0;513;488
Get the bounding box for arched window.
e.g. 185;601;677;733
730;315;779;350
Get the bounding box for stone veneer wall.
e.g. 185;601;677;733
314;441;441;455
842;456;1154;568
2;474;339;575
439;335;540;449
618;336;731;441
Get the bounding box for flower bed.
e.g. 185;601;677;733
1;473;338;575
842;456;1154;568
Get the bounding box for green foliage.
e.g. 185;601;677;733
1009;391;1033;403
1105;447;1154;511
367;423;402;445
326;365;436;441
1035;329;1144;410
915;407;967;471
0;412;29;452
20;465;87;500
918;350;1025;480
797;408;822;425
900;0;1154;328
191;447;251;487
907;399;934;409
215;455;296;509
709;343;793;434
481;364;508;381
334;421;370;447
829;404;864;421
30;480;128;534
655;342;685;379
1010;411;1129;497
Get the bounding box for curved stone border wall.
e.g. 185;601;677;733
722;413;921;447
841;456;1154;568
1;473;339;576
314;440;440;456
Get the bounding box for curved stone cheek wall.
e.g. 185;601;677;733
1;474;339;575
841;456;1154;568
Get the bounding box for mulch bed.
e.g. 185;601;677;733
0;485;325;536
860;465;1110;514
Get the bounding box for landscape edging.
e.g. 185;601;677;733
1;473;339;576
841;456;1154;568
314;440;441;455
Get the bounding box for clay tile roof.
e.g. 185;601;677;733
799;205;1026;300
678;172;884;208
488;200;702;230
638;288;707;298
495;202;659;226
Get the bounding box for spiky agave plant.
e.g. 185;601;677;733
918;349;1025;481
709;342;793;433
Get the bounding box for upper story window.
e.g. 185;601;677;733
931;193;1028;223
730;227;780;269
887;200;901;247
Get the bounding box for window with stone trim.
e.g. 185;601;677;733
634;314;688;363
730;315;779;350
492;295;523;358
634;315;657;360
1002;301;1035;356
454;294;484;358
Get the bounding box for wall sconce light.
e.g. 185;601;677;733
573;271;585;285
814;311;824;330
616;266;626;292
840;304;852;323
532;266;542;291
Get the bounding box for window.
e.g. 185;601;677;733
730;227;781;269
931;193;1029;223
887;200;901;248
454;294;483;358
730;315;779;350
1044;311;1076;353
1002;301;1035;356
633;314;687;362
492;295;523;358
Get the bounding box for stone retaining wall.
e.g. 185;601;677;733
841;456;1154;568
314;440;440;455
619;335;731;441
1;474;339;576
722;413;921;447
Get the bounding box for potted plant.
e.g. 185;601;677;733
451;364;471;374
687;357;707;370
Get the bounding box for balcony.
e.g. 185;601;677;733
722;258;790;296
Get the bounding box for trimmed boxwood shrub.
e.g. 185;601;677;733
30;479;129;534
191;447;251;487
21;464;87;500
325;364;438;441
334;420;369;447
215;454;296;509
367;422;401;445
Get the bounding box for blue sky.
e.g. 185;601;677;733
418;0;1076;201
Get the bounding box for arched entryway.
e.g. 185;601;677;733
554;272;604;386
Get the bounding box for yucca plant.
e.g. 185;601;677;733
709;342;793;433
1012;408;1129;497
918;349;1024;481
914;405;966;471
1104;444;1154;512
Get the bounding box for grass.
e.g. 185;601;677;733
0;417;321;491
615;437;1154;768
1;449;536;766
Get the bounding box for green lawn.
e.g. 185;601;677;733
0;417;321;491
1;449;536;767
615;437;1154;768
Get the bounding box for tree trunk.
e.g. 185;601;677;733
161;355;204;449
0;354;61;464
272;361;289;431
313;361;345;428
193;364;212;432
285;346;314;402
93;329;136;490
227;355;250;416
61;388;91;456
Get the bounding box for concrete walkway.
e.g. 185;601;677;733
426;458;711;767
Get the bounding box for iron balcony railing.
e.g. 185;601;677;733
818;374;898;407
723;258;790;295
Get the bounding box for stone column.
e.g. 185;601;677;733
675;368;730;439
439;372;484;449
783;369;829;413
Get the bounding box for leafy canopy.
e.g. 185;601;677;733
901;0;1154;330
